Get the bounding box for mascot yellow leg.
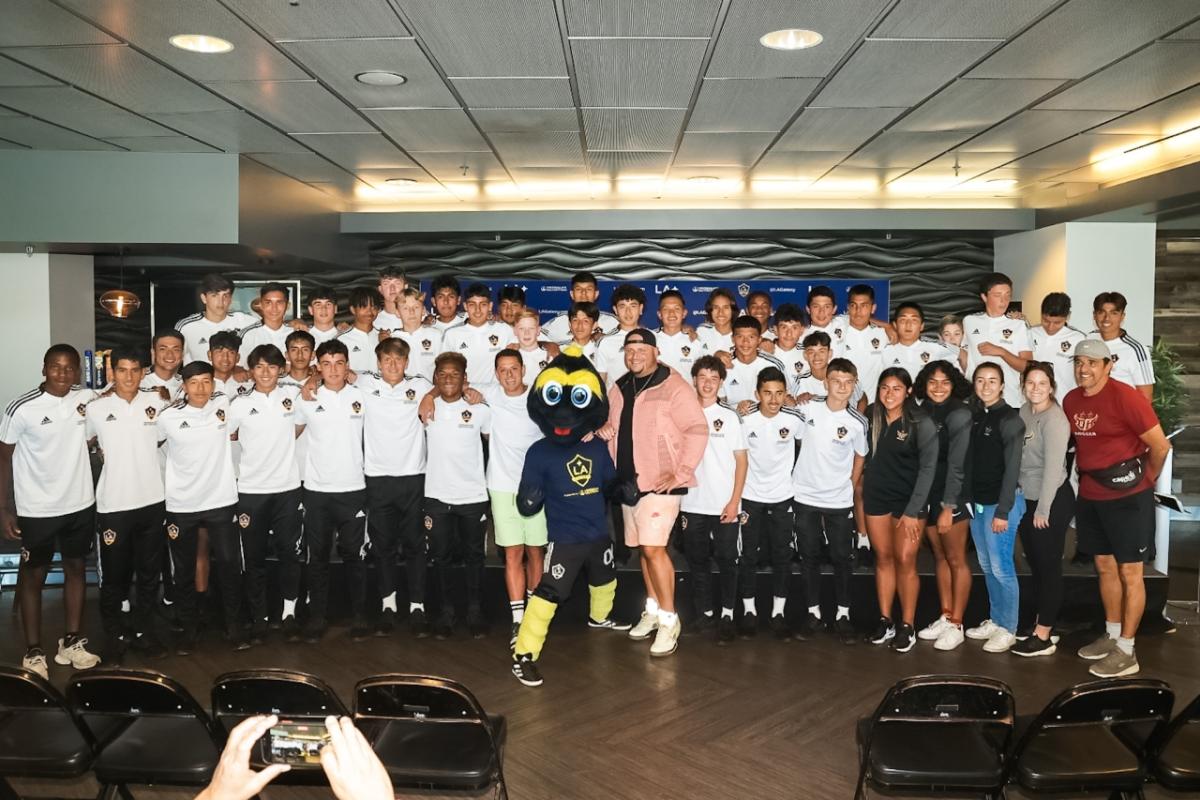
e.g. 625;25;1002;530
514;595;557;660
589;579;617;623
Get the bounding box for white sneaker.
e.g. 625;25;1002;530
982;629;1016;653
966;619;999;640
649;617;681;657
54;637;101;670
22;650;49;680
918;614;950;641
628;611;658;641
933;624;965;651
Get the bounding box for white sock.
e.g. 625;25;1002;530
381;592;397;613
162;598;174;606
645;597;660;615
703;610;714;618
1116;636;1135;655
1105;620;1121;639
510;601;525;624
836;606;850;621
721;607;734;620
658;610;678;627
282;599;297;620
808;605;821;620
121;600;131;613
771;596;786;617
857;533;870;549
409;602;424;613
525;589;532;600
743;598;756;615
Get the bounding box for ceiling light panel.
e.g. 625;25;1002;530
564;0;722;37
1035;42;1200;112
282;38;457;108
582;108;685;151
674;132;774;166
687;78;820;133
572;38;708;107
450;78;575;109
290;132;417;170
399;0;567;77
872;0;1055;39
0;0;119;46
146;110;310;153
364;108;489;151
893;78;1063;133
706;0;890;78
0;86;174;138
0;116;120;150
814;40;996;107
773;107;907;152
968;0;1200;79
208;80;374;133
234;0;409;40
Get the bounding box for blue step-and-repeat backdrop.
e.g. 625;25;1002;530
420;278;890;328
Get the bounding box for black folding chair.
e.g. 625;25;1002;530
1005;678;1174;797
212;669;349;783
353;674;507;799
1151;689;1200;792
66;668;224;800
0;666;94;800
854;674;1013;799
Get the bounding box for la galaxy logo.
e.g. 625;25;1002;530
739;510;749;525
405;388;416;401
681;345;691;357
920;351;931;362
144;406;157;420
1002;329;1013;339
834;328;843;338
281;398;293;411
895;428;909;442
1111;353;1121;363
461;409;473;423
102;529;117;546
713;418;724;432
167;523;180;540
737;283;751;298
76;403;86;417
423;515;433;530
566;454;592;488
352;401;362;414
680;515;688;530
216;409;225;422
421;339;432;350
1061;340;1072;353
488;334;499;346
836;426;848;439
871;338;881;349
779;427;790;439
238;513;250;529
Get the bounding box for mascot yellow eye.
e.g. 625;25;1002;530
541;381;563;405
570;384;593;408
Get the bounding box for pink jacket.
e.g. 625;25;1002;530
607;368;708;492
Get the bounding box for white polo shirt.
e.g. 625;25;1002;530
277;374;312;482
294;384;366;493
425;396;492;505
441;320;515;390
156;394;238;514
541;310;619;345
238;321;291;365
1031;324;1086;396
140;370;182;399
682;402;746;516
430;312;466;333
373;310;403;335
695;323;732;354
356;372;431;478
1088;330;1155;388
880;337;960;383
309;325;340;347
841;322;888;400
723;351;786;406
519;345;552;379
86;389;168;513
655;330;707;378
740;406;802;504
391;327;443;382
176;311;259;365
806;316;848;356
335;327;379;375
963;311;1032;407
484;386;541;494
595;328;637;383
771;342;809;396
793;401;868;509
792;372;865;406
0;386;96;518
227;386;301;495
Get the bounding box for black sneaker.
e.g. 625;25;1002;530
866;617;895;645
466;608;488;639
132;633;169;659
1011;635;1057;658
834;617;857;645
350;619;372;642
159;601;185;634
891;623;916;653
409;609;431;639
231;630;252;652
511;653;543;687
795;613;821;641
738;611;758;638
1015;624;1034;642
716;616;736;645
433;612;455;640
375;610;395;637
690;615;717;636
282;616;302;643
587;617;632;631
770;614;791;641
101;635;130;666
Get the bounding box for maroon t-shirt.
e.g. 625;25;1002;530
1062;378;1158;501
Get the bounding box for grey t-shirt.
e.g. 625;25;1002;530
1018;402;1071;517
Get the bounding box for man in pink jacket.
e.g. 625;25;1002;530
604;329;708;657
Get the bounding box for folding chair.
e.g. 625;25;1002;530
0;666;94;800
1151;688;1200;792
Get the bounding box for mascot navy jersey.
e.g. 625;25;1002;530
519;438;614;544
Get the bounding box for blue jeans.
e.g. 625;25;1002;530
969;491;1026;633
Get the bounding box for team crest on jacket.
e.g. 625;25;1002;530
405;389;416;400
144;406;157;419
352;401;362;414
461;410;473;423
238;513;250;529
421;339;432;350
566;454;592;488
778;427;790;439
713;418;724;432
216;409;225;422
102;529;117;546
1061;340;1072;352
836;426;847;439
281;398;293;411
894;428;909;442
167;524;180;540
423;515;433;530
76;403;86;417
488;334;499;346
680;345;691;357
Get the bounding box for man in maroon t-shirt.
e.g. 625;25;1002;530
1062;339;1170;679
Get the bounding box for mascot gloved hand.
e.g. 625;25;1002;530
510;345;626;688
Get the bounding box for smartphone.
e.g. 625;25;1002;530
262;720;331;766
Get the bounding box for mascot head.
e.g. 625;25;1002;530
528;344;608;444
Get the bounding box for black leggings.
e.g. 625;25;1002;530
1017;480;1076;630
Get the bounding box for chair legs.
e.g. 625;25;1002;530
0;777;19;800
96;783;135;800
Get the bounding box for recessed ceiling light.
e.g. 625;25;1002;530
169;34;234;54
384;177;419;187
759;29;823;50
355;71;407;86
687;175;720;184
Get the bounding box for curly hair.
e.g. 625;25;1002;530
912;360;972;402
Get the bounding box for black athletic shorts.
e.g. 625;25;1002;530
1076;489;1154;564
924;502;973;525
18;504;95;568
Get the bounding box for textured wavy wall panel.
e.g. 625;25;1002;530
95;235;992;351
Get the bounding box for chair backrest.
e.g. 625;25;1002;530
1149;688;1200;757
66;668;222;745
0;665;95;746
354;674;486;723
211;669;348;733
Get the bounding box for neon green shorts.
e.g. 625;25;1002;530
490;491;548;548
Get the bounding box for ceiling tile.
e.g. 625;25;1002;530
687;78;819;133
961;109;1122;153
674;132;774;166
0;139;29;149
56;0;308;81
582;108;685;150
0;0;119;46
893;78;1063;133
0;116;120;150
0;86;172;138
843;131;967;168
490;131;583;167
399;0;567;77
451;78;575;109
414;152;510;181
968;0;1200;79
1092;85;1200;135
234;0;409;40
3;45;231;113
207;80;373;133
873;0;1056;38
587;150;671;178
281;38;458;108
564;0;721;37
291;132;417;169
147;110;309;153
814;40;995;107
248;152;353;183
1035;43;1200;112
106;135;219;152
707;0;891;78
365;108;489;151
1168;19;1200;40
774;107;906;151
1005;133;1155;170
0;57;62;87
752;150;848;179
472;108;579;132
572;39;707;107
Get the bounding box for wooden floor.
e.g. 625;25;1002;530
4;589;1200;800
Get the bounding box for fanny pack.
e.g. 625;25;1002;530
1084;456;1145;491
